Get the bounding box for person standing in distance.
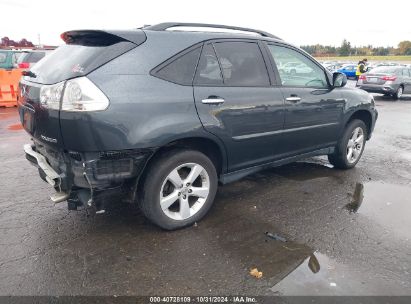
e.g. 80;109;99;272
356;58;368;81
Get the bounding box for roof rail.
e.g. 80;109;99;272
143;22;281;39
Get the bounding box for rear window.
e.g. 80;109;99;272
29;41;136;84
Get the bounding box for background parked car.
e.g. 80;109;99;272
322;63;343;72
356;66;411;99
16;50;52;69
336;64;357;79
0;50;25;69
280;62;313;75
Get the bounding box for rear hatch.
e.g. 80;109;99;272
18;29;146;149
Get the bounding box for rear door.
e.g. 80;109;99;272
402;69;411;94
193;40;285;172
264;43;344;156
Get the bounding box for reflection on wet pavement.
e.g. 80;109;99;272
270;161;338;182
346;182;411;241
271;251;409;295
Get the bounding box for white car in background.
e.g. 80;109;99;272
280;62;313;75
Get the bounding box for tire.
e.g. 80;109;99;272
328;119;368;169
139;149;218;230
393;85;403;100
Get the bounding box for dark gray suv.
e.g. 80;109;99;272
18;23;378;230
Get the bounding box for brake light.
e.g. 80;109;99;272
381;75;396;81
18;62;29;69
359;75;366;80
39;77;109;112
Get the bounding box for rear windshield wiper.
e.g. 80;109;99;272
22;70;37;78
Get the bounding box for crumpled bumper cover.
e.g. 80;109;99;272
24;140;153;193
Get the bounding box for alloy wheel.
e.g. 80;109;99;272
346;127;365;164
159;163;210;221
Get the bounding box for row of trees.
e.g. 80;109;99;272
301;39;411;57
1;37;34;48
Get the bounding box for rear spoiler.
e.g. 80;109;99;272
60;29;147;46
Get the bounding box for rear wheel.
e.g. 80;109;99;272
328;119;367;169
393;85;403;100
139;149;218;230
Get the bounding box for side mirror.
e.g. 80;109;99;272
333;72;347;87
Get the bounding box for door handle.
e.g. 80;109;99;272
286;96;301;102
202;97;225;105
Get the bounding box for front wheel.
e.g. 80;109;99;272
328;119;367;169
139;149;218;230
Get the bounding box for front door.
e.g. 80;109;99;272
193;41;285;172
265;43;345;156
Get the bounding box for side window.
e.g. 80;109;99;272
27;52;45;63
402;69;410;77
213;42;270;86
194;44;223;86
0;52;6;64
267;44;328;88
155;47;201;85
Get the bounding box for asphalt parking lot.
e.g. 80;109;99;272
0;80;410;296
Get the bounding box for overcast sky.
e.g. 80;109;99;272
1;0;410;47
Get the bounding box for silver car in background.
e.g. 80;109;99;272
356;66;411;99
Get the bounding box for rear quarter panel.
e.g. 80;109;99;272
59;75;205;151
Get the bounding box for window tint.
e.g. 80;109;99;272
156;47;201;85
394;69;402;76
0;52;6;63
26;52;45;63
12;52;20;65
213;42;270;86
268;45;328;88
194;44;223;85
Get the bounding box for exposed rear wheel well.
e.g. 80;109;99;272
145;137;224;176
346;110;372;138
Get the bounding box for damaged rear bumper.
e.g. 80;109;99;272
24;144;61;187
23;140;153;207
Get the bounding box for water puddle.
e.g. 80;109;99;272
346;182;411;240
271;252;408;295
273;161;337;181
